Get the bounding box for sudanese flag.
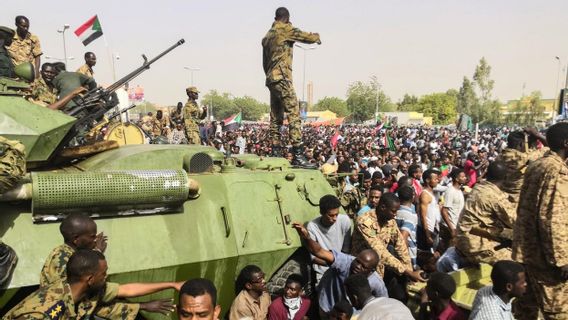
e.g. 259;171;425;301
75;15;103;46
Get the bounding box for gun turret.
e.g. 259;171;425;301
55;39;185;153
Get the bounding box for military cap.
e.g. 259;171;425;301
0;26;15;38
186;86;200;93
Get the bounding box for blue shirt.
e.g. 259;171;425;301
396;205;417;268
470;286;514;320
317;250;388;312
357;204;373;217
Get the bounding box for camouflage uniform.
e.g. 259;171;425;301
497;147;547;203
0;136;26;194
156;115;171;137
513;151;568;319
76;64;94;78
3;280;132;320
38;244;140;320
140;115;158;137
29;77;57;107
340;184;365;219
262;21;320;146
455;180;515;265
0;45;15;78
7;31;41;68
183;99;203;145
351;210;411;277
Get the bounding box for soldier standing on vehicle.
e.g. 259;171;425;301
183;86;207;145
0;27;16;78
7;16;42;78
76;52;96;78
262;7;320;167
513;122;568;319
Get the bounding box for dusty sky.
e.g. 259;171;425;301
4;0;568;106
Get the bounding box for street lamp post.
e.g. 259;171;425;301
294;44;316;102
184;66;200;86
370;75;380;122
112;53;120;81
57;24;70;67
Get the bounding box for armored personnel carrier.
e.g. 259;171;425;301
0;40;332;318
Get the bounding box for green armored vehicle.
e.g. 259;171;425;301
0;41;332;318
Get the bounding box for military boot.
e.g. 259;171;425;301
0;243;17;287
291;145;317;169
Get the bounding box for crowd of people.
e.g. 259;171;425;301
2;8;568;320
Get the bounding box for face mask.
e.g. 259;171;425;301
283;296;301;310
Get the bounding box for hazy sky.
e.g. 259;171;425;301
4;1;568;106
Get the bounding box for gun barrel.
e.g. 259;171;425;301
107;39;185;93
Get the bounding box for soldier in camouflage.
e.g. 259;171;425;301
183;86;207;145
7;16;42;78
496;128;547;204
0;26;16;78
262;7;320;167
5;250;182;320
350;193;424;285
513;122;568;319
76;52;96;78
29;63;58;107
0;136;25;287
455;161;516;266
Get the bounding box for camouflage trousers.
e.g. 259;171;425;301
521;266;568;320
0;137;26;194
185;128;201;145
267;80;301;146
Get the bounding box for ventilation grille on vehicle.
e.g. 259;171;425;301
189;152;213;173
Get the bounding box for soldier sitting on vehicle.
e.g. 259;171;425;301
0;26;16;78
4;249;183;320
455;161;515;266
39;213;177;319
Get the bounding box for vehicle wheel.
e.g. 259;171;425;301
266;247;314;298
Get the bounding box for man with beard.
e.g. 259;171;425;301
177;278;221;320
29;63;58;106
268;274;311;320
4;250;181;319
291;222;388;315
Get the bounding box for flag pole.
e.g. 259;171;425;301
102;33;116;82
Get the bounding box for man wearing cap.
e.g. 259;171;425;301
7;16;42;78
262;7;321;167
0;26;16;78
183;86;207;144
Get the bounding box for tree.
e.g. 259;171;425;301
313;97;349;117
233;96;269;121
456;77;478;117
131;101;157;115
414;92;458;125
397;94;420;112
473;57;495;103
201;91;269;121
504;91;545;126
346;76;394;122
201;90;237;120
